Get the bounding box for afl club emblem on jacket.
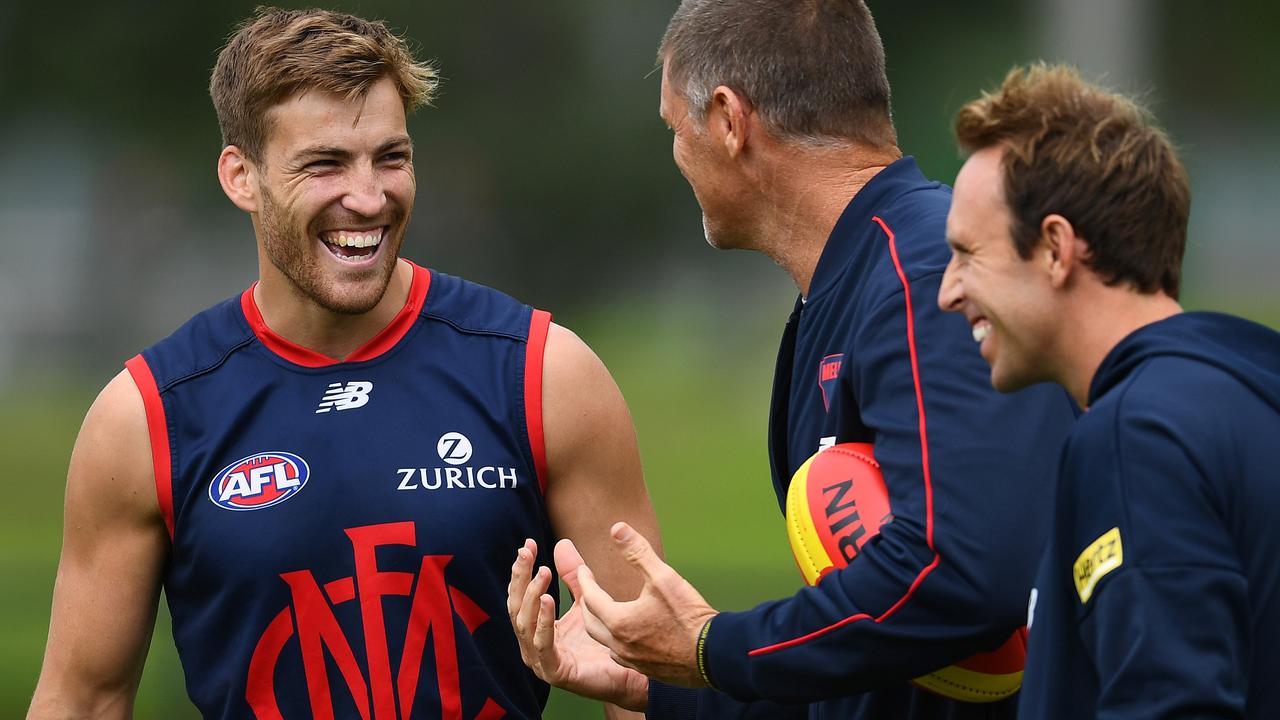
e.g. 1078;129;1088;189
818;353;845;412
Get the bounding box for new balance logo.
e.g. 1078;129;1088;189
316;381;373;413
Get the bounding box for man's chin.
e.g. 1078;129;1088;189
990;365;1043;395
314;285;389;315
313;261;399;315
702;218;747;251
702;214;721;248
320;295;382;316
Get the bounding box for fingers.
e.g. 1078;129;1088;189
577;562;622;634
610;522;668;581
509;539;553;641
517;565;553;639
531;594;560;669
506;538;538;625
553;538;586;600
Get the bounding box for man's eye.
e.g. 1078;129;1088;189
381;152;409;163
307;160;339;170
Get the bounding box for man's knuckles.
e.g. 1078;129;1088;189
621;539;654;566
608;618;648;648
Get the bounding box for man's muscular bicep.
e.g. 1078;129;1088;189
29;370;169;719
540;323;661;601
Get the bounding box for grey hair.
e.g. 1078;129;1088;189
658;0;897;149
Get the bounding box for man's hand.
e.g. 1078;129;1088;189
576;522;718;688
507;538;649;711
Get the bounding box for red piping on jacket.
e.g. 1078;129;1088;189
748;216;940;657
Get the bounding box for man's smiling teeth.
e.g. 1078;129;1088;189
323;230;383;248
972;321;991;343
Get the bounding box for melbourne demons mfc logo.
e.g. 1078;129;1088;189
246;521;506;720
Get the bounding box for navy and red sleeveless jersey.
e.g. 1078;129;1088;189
647;158;1079;719
124;261;557;720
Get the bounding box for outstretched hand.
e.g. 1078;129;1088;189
576;522;718;688
506;538;649;711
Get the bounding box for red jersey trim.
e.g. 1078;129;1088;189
240;261;431;367
525;309;553;495
125;355;175;541
749;216;940;657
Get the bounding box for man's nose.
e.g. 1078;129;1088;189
937;258;964;313
342;164;387;217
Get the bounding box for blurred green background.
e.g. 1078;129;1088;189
2;1;1277;717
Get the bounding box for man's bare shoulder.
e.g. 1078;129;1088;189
541;322;635;451
544;322;595;368
67;369;161;524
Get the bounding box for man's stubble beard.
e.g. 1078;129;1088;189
258;187;403;316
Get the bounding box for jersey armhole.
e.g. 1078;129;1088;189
125;355;175;541
524;309;552;495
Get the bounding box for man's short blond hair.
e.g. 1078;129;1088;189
210;7;439;161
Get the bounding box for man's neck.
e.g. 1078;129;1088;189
1057;287;1183;407
254;259;413;361
751;144;901;297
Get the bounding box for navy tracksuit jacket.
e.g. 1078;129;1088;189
1020;312;1280;719
648;158;1078;718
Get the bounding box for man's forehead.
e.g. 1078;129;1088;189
946;153;999;239
956;148;1001;186
264;79;408;156
954;151;1006;210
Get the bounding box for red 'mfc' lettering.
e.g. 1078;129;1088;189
245;521;503;720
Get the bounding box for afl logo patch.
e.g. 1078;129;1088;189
209;452;310;511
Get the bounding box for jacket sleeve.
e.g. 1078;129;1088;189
701;272;1074;703
1065;397;1249;717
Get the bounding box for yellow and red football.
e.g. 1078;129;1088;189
785;443;1026;703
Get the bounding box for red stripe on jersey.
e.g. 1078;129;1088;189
346;262;431;362
748;216;941;657
125;355;174;540
525;310;553;495
240;260;431;367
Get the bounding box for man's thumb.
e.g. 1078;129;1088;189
612;522;662;577
553;538;587;600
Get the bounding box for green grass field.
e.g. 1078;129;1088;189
1;306;803;718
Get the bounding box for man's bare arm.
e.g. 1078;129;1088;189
28;370;169;719
537;323;661;717
541;323;661;593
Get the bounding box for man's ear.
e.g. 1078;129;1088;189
1040;213;1087;289
218;145;259;213
707;85;754;159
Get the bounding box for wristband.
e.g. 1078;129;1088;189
695;615;717;689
